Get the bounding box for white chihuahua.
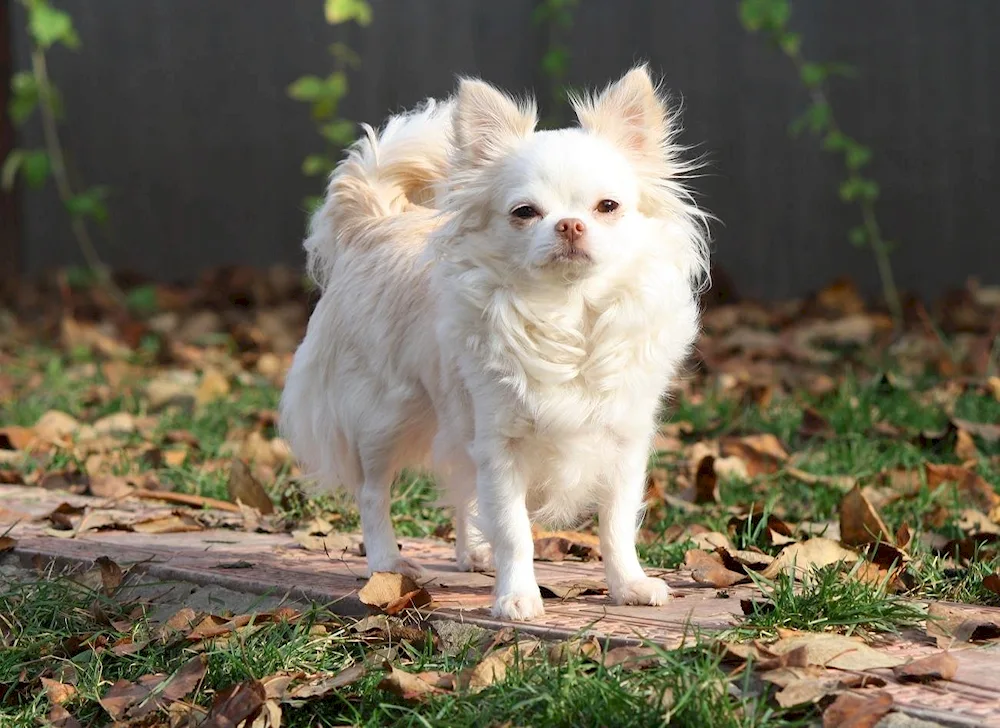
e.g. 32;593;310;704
281;66;709;621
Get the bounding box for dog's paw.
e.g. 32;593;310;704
612;576;671;606
369;556;425;580
492;590;545;621
456;544;494;572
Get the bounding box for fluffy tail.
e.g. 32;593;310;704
305;98;454;290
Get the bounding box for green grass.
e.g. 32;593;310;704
728;564;927;640
0;574;806;728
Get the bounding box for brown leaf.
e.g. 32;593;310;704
42;677;77;705
548;637;602;664
227;459;274;514
693;455;721;503
0;425;38;451
685;549;749;587
34;410;81;442
955;428;980;461
893;651;958;683
459;641;539;692
822;690;893;728
984;573;1000;596
132;511;204;534
601;645;662;670
538;579;607;600
720;434;789;476
358;572;432;614
196;367;231;406
99;655;207;720
926;602;1000;648
94;556;123;595
951;417;1000;443
291;529;356;553
798;407;834;439
839;485;893;547
203;680;265;728
533;535;600;562
0;535;15;552
760;539;859;580
46;705;82;728
784;467;856;492
925;463;1000;510
379;666;447;701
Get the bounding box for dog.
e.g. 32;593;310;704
280;65;709;621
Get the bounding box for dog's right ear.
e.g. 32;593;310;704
453;79;536;169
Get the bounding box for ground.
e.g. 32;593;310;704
1;269;999;727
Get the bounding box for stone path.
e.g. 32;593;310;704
2;485;1000;726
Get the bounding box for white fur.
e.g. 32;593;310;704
280;66;710;621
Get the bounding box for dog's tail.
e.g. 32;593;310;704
304;98;454;290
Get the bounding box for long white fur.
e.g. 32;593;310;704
280;66;710;621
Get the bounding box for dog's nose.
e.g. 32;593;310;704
554;218;587;245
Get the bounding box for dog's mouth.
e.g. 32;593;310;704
549;247;594;265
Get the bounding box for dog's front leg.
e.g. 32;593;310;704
600;442;670;606
478;457;544;621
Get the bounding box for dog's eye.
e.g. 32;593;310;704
511;205;541;220
596;199;620;214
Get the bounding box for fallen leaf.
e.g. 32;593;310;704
601;645;662;670
955;428;980;460
548;637;602;664
892;651;958;683
926;602;1000;648
538;579;607;600
94;555;123;594
379;665;447;701
358;572;432;614
99;655;207;720
459;641;539;692
0;425;37;451
46;705;82;728
784;467;856;491
227;459;275;514
760;539;858;580
42;677;77;705
291;529;356;553
984;573;1000;596
132;511;204;534
798;407;834;439
951;417;1000;443
822;690;893;728
988;376;1000;402
203;680;265;728
685;549;748;587
197;367;231;405
925;463;1000;510
533;535;600;562
721;434;789;476
838;486;893;547
0;536;15;552
34;410;80;442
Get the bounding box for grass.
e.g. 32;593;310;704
0;573;806;728
728;565;927;641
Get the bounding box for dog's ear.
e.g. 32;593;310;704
453;79;536;168
572;65;669;163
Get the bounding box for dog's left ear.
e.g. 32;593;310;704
453;79;537;169
572;65;669;163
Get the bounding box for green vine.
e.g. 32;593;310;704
532;0;577;125
740;0;903;326
288;0;371;214
2;0;124;303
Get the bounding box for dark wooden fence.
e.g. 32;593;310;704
7;0;999;300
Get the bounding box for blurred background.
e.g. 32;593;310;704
1;0;998;304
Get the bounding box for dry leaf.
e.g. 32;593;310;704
951;417;1000;443
291;529;356;553
132;511;203;534
379;666;447;701
95;555;123;594
358;572;432;614
34;410;80;442
533;535;600;562
459;641;539;692
925;463;1000;510
0;535;16;552
839;486;893;547
227;459;274;514
538;579;607;600
721;434;789;475
0;425;37;451
765;633;904;670
984;573;1000;596
685;549;748;587
203;680;265;728
42;677;77;705
548;637;602;664
601;645;662;670
784;467;856;491
99;655;207;720
892;651;958;683
955;428;980;460
822;690;893;728
926;602;1000;648
196;367;231;405
46;705;82;728
760;539;858;580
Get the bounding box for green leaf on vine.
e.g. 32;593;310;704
29;3;80;49
320;120;356;146
848;226;867;247
324;0;372;26
66;186;110;223
845;144;872;171
800;63;827;88
541;48;570;79
2;148;50;190
9;72;40;124
302;155;334;177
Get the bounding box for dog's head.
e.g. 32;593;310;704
441;65;708;286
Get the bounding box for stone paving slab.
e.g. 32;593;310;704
2;486;1000;726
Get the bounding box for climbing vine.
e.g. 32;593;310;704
288;0;372;213
532;0;577;125
2;0;122;302
740;0;902;325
